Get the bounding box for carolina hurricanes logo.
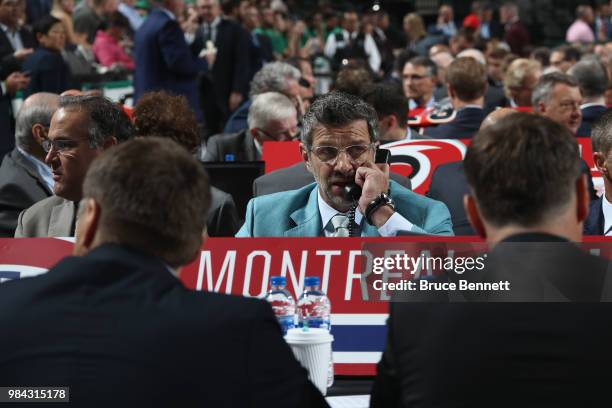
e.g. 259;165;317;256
382;140;467;194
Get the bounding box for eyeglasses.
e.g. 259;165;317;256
309;143;374;164
42;138;80;154
255;128;300;142
403;74;429;81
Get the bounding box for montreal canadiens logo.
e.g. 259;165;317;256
382;139;467;193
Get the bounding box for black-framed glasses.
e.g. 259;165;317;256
41;138;80;154
255;128;300;142
309;143;375;164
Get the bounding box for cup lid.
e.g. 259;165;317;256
285;328;333;344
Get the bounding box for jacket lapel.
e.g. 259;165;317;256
49;200;76;237
284;187;322;237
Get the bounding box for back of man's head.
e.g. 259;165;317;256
464;113;584;240
249;62;301;97
15;93;59;155
361;82;408;129
568;58;608;100
446;57;487;102
79;138;211;268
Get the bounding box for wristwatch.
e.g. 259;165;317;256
365;192;395;225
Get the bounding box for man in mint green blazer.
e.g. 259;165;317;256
237;92;453;238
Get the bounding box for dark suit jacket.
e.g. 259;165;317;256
426;161;473;236
424;107;486;139
0;243;328;408
208;186;241;237
192;18;251;132
428;160;597;237
0;148;52;237
252;162;412;197
22;47;72;96
134;8;207;121
371;233;612;408
0;26;35;79
577;104;607;137
584;196;604;235
203;129;260;162
0;82;14;157
224;98;251;134
26;0;52;25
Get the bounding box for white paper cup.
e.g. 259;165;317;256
285;328;334;395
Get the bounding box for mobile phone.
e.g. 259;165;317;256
375;148;390;164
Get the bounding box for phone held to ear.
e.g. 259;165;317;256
343;148;390;202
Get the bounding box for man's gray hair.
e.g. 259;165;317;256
249;61;301;97
532;72;580;111
247;92;296;130
592;109;612;155
301;91;378;146
14;93;58;151
569;57;608;99
58;95;134;147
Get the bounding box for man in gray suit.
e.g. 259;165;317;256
203;92;297;162
0;92;58;237
15;95;134;237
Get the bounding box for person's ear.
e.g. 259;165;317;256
447;84;456;100
73;198;101;257
576;174;589;224
594;151;608;176
31;123;46;145
300;142;313;173
464;194;486;238
538;101;547;114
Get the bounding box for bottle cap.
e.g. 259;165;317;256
304;276;320;287
224;153;235;161
270;276;286;286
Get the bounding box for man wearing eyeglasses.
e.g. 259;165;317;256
203;92;297;162
532;72;583;136
237;91;453;237
14;95;133;237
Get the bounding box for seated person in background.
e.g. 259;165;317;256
0;92;58;237
569;58;609;137
15;95;134;237
427;107;517;236
237;91;453;237
23;15;72;97
93;11;134;70
585;110;612;235
504;58;541;108
424;57;487;139
550;45;581;73
134;91;240;237
361;82;415;143
51;0;79;46
224;61;302;134
204;92;297;162
372;113;612;407
0;138;328;407
532;72;583;136
402;56;438;111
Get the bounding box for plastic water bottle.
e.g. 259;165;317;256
297;276;333;387
263;276;295;335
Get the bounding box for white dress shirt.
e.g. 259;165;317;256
17;147;53;192
0;23;24;52
317;189;414;237
323;29;381;73
602;195;612;236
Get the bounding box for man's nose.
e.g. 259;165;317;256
333;150;354;173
